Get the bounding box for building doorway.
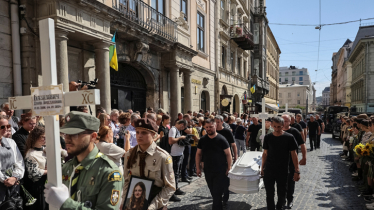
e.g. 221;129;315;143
110;64;147;112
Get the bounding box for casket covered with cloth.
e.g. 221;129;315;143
228;151;263;194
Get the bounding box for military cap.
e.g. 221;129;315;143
60;111;100;134
134;118;158;133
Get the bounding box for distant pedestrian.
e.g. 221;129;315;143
246;117;262;151
234;118;246;156
307;116;320;151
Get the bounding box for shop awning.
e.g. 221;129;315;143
256;102;279;112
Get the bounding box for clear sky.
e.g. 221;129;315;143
266;0;374;97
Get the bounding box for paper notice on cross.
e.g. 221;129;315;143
31;84;64;116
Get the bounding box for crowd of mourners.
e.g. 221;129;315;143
0;99;356;210
337;114;374;210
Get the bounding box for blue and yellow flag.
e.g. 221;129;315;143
109;31;118;71
250;85;256;94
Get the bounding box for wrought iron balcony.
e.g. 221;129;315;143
253;6;266;15
230;24;254;50
113;0;178;42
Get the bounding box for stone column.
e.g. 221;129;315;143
183;70;192;112
55;29;69;113
170;67;181;122
94;42;111;113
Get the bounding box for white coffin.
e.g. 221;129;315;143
228;151;263;194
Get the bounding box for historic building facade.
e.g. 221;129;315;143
278;83;313;115
264;25;280;113
348;25;374;113
322;86;330;108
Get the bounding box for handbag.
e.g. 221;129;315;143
0;185;23;210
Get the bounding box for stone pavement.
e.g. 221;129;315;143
168;133;367;210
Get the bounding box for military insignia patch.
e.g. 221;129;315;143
108;170;122;182
165;156;172;164
110;189;120;206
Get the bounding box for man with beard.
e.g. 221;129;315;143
282;115;307;209
44;111;123;210
196;119;232;210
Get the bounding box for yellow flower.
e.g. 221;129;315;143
365;143;372;151
363;149;370;156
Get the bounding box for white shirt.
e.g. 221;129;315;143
169;126;184;156
0;138;25;182
125;125;137;148
96;141;126;175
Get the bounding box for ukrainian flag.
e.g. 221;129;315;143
109;31;118;71
250;85;256;94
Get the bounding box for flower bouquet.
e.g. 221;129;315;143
354;143;373;157
5;167;37;206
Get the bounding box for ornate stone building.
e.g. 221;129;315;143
347;25;374;112
264;25;280;113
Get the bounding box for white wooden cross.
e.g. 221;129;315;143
8;19;100;210
251;98;278;146
281;103;295;117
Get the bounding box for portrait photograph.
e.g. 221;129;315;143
124;176;154;210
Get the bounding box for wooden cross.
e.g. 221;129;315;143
251;98;277;146
281;103;295;117
8;19;100;210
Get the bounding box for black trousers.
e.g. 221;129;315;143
182;145;191;179
286;168;295;203
172;155;184;189
205;171;227;210
189;146;197;175
223;174;230;203
309;135;317;150
264;170;288;210
250;141;261;151
316;134;321;148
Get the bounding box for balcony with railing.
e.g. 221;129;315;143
230;24;254;50
113;0;178;42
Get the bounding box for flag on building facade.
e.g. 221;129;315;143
250;85;256;94
109;31;118;71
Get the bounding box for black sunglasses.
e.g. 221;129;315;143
0;125;11;130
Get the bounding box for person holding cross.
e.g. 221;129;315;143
44;111;124;209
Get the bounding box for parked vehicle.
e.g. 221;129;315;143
323;106;349;133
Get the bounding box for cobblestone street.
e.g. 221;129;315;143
169;133;367;210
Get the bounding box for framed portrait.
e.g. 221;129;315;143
123;176;155;210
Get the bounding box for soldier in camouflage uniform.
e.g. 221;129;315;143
44;111;124;210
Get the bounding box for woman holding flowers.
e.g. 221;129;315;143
0;115;25;206
356;120;373;195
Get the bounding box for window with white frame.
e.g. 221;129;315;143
197;12;205;52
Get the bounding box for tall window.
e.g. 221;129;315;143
292;77;295;81
180;0;188;21
299;71;303;75
243;61;247;78
285;78;288;82
285;72;289;75
279;78;281;82
292;71;295;76
221;46;226;68
151;0;164;13
299;77;303;81
237;57;241;75
197;12;205;52
151;0;164;21
220;0;225;19
231;52;234;72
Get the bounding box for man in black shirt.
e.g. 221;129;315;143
282;115;307;208
262;117;300;210
296;114;307;142
196;119;232;210
315;115;325;149
307;116;321;151
246;117;262;151
290;115;304;141
214;115;237;207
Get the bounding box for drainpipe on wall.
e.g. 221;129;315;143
366;42;369;112
10;0;23;116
